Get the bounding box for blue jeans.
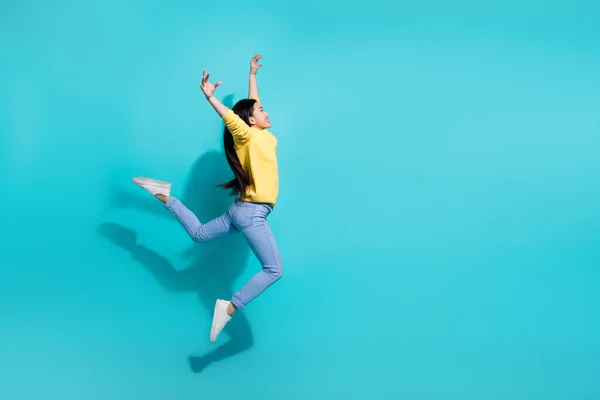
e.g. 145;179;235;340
164;197;282;309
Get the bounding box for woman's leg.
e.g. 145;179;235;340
230;213;282;309
209;202;282;342
132;177;238;242
164;197;238;242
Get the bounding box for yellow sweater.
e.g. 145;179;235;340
222;97;279;205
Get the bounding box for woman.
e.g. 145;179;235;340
132;54;282;343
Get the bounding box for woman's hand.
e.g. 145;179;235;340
200;68;222;98
250;54;263;74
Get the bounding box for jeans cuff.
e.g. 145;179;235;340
164;196;178;209
231;296;244;309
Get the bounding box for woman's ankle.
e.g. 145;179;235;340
227;302;237;316
156;194;170;204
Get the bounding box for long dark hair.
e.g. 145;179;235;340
219;98;257;197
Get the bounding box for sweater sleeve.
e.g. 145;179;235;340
222;109;251;144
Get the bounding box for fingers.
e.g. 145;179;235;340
200;68;221;92
202;69;214;86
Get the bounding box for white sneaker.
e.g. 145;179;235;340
210;299;232;343
132;177;171;197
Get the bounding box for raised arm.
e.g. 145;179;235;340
200;68;228;117
248;54;263;100
200;68;251;143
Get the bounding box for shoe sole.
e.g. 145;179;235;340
132;177;170;185
210;300;221;343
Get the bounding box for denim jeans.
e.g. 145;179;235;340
164;197;282;309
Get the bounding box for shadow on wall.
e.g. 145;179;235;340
97;94;253;373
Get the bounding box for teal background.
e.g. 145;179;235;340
1;1;599;399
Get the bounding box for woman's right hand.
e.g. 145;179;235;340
200;68;222;98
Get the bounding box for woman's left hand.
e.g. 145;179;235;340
250;54;263;74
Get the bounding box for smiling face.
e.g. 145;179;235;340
248;102;271;129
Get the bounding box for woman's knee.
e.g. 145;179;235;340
190;226;209;242
264;263;283;281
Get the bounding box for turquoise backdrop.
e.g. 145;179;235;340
1;1;599;399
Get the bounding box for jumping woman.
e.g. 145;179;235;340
132;54;282;343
